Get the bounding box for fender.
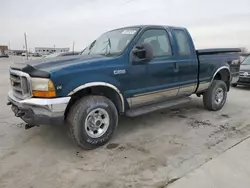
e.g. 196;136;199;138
68;82;125;113
210;66;231;85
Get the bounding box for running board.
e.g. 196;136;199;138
125;97;192;117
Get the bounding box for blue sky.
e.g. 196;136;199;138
1;0;250;51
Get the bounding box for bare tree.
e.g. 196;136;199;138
241;47;248;54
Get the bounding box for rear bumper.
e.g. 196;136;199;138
7;91;71;126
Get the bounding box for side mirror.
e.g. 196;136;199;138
133;43;153;62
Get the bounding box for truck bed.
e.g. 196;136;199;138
197;48;241;86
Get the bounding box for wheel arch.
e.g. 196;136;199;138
65;82;125;118
211;66;231;91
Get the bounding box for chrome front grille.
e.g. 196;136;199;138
239;71;250;78
9;69;32;99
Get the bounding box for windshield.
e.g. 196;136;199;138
81;27;140;56
242;56;250;65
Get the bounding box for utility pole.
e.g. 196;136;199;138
8;41;11;55
72;41;75;54
24;33;28;60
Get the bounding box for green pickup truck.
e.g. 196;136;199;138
8;25;240;149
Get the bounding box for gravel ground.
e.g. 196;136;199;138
0;56;250;188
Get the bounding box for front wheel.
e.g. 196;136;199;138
203;80;227;111
67;95;118;149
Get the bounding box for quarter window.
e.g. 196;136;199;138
172;30;191;56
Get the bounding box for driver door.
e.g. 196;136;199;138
128;28;179;108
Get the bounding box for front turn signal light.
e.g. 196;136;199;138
32;90;56;98
31;78;56;98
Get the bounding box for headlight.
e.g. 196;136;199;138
31;78;56;98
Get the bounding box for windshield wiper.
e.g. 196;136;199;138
85;40;96;55
101;38;112;56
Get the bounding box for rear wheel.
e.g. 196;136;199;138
203;80;227;111
67;95;118;149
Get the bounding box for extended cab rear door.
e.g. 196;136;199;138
171;28;198;96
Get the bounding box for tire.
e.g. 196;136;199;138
231;83;237;87
203;80;227;111
67;95;118;149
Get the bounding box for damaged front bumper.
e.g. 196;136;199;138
7;91;71;127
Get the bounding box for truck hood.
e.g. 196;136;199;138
240;64;250;71
10;55;111;78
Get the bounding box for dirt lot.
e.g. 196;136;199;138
1;56;250;188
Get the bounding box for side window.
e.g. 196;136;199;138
172;30;191;56
137;29;172;57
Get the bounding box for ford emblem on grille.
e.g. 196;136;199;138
244;72;248;77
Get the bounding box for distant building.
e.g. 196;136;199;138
35;47;70;55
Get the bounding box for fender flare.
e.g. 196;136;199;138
211;66;231;84
68;82;125;113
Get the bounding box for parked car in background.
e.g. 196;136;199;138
232;55;250;87
7;25;240;149
42;51;80;59
32;53;42;57
240;55;246;63
0;52;9;58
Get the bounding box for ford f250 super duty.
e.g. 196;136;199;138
7;25;241;149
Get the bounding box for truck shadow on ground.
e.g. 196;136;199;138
115;97;205;137
233;86;250;91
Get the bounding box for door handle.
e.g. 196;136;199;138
174;62;179;73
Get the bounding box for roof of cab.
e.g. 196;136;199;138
110;25;186;31
114;25;186;29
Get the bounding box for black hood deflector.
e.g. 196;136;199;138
10;64;50;78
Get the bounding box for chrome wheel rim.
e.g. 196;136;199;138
85;108;110;138
214;88;224;105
